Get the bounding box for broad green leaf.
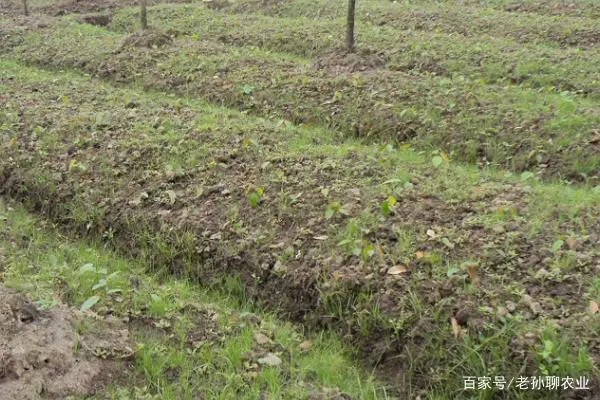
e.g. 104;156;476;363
362;245;376;259
107;271;120;280
151;294;162;302
520;171;535;181
92;279;107;291
78;263;95;274
447;265;459;277
325;207;335;219
381;202;392;216
81;295;100;311
249;192;261;207
552;239;564;252
441;237;454;249
241;84;255;95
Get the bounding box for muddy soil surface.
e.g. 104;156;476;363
0;285;134;400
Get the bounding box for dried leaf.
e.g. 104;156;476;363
273;261;288;274
387;265;408;275
257;353;282;367
451;317;461;338
521;294;542;315
415;251;425;260
299;340;313;352
589;300;599;315
254;333;271;345
165;189;177;205
464;261;480;285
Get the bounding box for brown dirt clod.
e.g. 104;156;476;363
311;50;388;74
78;12;112;27
120;30;173;49
0;285;133;400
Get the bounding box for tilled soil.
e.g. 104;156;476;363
0;285;134;400
0;61;599;397
3;16;599;181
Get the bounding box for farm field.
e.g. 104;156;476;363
0;0;599;399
